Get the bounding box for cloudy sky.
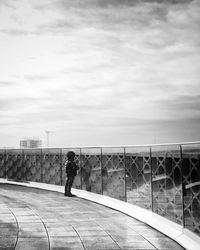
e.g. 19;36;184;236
0;0;200;148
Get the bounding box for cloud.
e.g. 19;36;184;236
0;0;16;8
0;28;31;35
0;0;200;147
0;0;62;35
0;81;16;86
32;0;169;35
53;0;194;9
155;94;200;115
24;74;51;81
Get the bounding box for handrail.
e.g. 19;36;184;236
186;181;200;189
1;141;200;150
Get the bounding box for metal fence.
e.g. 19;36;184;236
0;142;199;236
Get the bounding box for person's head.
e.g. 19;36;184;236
67;151;75;161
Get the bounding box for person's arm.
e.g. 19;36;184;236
65;161;71;174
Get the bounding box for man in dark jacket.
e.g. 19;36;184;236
64;151;79;197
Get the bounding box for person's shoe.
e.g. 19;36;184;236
64;193;76;197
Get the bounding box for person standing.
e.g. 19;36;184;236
64;151;79;197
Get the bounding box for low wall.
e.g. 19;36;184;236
0;143;199;239
0;179;200;250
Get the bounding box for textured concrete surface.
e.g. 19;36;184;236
0;183;185;250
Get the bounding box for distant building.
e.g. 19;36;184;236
20;138;42;149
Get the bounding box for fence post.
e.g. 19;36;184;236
150;146;153;212
100;147;103;195
4;149;7;179
180;145;185;228
60;149;63;186
5;149;8;179
80;148;82;190
40;149;43;183
22;149;25;181
124;147;127;202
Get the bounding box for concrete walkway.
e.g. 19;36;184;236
0;183;185;250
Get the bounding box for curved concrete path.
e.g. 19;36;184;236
0;183;185;250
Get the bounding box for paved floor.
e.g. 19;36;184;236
0;184;185;250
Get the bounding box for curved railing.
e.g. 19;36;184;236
0;142;200;237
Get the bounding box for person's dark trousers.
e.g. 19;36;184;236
65;176;74;196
